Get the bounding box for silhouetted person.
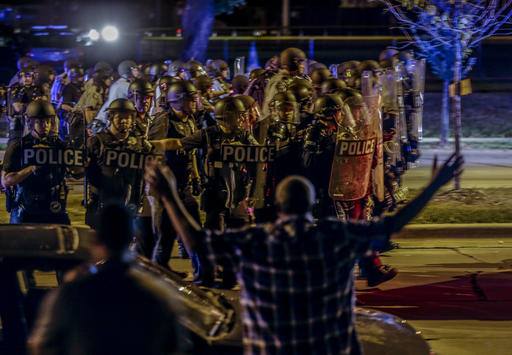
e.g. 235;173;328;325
28;204;183;355
146;153;463;355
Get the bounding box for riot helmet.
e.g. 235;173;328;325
288;78;314;113
157;76;177;106
194;75;213;94
379;48;399;62
338;61;360;88
231;75;249;94
35;64;56;85
26;99;56;137
186;60;208;79
307;61;327;77
17;57;33;71
321;78;347;94
148;63;168;83
26;99;56;119
311;67;333;87
280;48;306;73
249;68;265;81
129;79;154;115
94;61;113;73
117;60;138;79
265;55;281;72
106;98;136;135
167;80;198;115
214;96;248;135
168;60;187;79
314;94;344;120
211;59;229;79
236;94;261;126
272;91;297;123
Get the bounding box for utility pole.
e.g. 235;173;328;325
282;0;290;35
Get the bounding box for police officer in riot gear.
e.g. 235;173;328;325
310;67;333;96
91;60;140;132
149;80;203;273
128;78;154;137
321;78;347;95
262;47;309;117
2;100;71;224
85;99;155;228
168;60;188;80
252;91;303;222
58;66;85;141
211;59;231;99
288;77;316;129
7;66;45;143
302;94;345;218
338;60;360;88
148;63;168;84
194;75;217;128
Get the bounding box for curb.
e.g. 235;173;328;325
397;223;512;239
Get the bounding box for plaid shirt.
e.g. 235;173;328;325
202;214;393;355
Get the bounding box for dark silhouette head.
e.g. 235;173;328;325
96;204;133;255
275;176;316;215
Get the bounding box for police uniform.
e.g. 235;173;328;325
85;131;153;227
7;83;44;143
150;109;203;271
2;135;70;224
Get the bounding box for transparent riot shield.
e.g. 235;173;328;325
412;58;426;141
380;67;402;171
234;57;246;77
329;101;375;201
396;62;408;143
360;71;385;202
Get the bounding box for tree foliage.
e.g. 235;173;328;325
377;0;512;81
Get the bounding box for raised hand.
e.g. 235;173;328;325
431;153;464;188
144;161;178;199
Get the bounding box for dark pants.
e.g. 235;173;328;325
203;198;249;288
10;206;70;225
133;216;157;258
153;190;213;284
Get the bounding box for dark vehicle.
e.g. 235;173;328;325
0;224;432;354
18;26;82;68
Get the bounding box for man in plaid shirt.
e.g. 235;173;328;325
146;153;463;355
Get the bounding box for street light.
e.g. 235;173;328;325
101;25;119;42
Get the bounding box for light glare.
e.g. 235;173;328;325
88;29;100;41
101;26;119;42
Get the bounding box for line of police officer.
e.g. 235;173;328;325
1;47;424;288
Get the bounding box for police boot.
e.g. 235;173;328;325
367;264;398;287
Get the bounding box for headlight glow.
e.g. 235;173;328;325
101;25;119;42
88;29;100;41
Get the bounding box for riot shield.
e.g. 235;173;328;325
234;57;246;77
412;58;426;141
361;71;385;202
396;62;408;143
329;100;375;201
380;67;402;171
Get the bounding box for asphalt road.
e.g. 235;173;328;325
170;236;512;355
404;148;512;189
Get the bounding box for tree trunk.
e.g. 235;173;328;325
440;80;450;146
451;33;463;189
180;0;215;63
